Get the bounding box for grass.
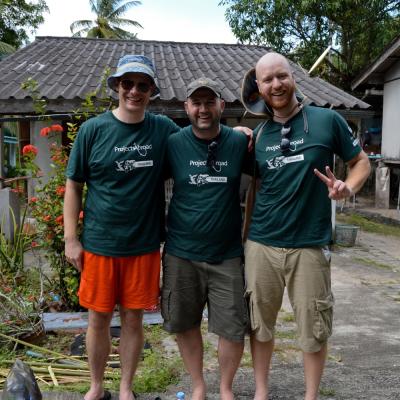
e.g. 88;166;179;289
320;386;336;396
336;213;400;237
275;330;297;340
282;313;295;323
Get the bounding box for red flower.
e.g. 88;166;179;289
30;197;38;203
55;215;64;225
22;144;38;156
79;211;84;219
43;215;51;222
56;186;66;196
40;127;51;137
50;124;63;132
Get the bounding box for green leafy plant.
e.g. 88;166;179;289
0;268;44;345
0;205;32;275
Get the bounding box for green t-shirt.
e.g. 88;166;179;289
165;125;249;263
248;105;362;248
66;111;179;256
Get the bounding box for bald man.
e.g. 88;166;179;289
244;52;370;400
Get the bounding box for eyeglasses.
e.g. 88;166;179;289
207;141;218;168
119;79;151;93
280;124;291;152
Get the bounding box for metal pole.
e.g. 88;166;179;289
0;124;4;189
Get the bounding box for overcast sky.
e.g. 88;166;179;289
32;0;238;44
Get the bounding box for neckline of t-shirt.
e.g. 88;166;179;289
270;106;304;127
189;125;224;145
108;110;147;128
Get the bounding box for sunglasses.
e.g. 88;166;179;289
207;141;218;168
119;79;152;93
280;124;291;152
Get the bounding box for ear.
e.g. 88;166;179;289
184;101;189;114
219;99;225;113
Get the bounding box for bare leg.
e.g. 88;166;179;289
84;310;113;400
303;344;327;400
218;336;244;400
250;335;274;400
176;327;206;400
119;308;144;400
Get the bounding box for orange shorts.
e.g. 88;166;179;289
78;250;160;313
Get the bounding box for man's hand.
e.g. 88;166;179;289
65;237;84;272
233;126;253;151
314;166;354;200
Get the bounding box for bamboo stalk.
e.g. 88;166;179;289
0;360;117;373
48;366;59;387
27;366;118;378
0;332;88;366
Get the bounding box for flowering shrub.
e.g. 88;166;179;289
26;138;81;309
19;74;112;311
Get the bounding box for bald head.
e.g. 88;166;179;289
255;52;292;80
254;52;297;115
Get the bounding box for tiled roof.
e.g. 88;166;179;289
0;36;369;114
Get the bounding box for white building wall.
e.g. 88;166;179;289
381;60;400;160
29;120;62;196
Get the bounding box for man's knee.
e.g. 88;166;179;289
88;310;113;330
120;308;143;330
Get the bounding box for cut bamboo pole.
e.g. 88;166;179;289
0;332;88;366
48;366;59;386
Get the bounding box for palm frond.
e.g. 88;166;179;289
109;0;141;19
109;17;142;29
111;26;138;39
70;20;94;34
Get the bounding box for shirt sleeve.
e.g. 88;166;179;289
332;112;362;162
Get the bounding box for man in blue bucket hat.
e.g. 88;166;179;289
64;54;180;400
64;55;252;400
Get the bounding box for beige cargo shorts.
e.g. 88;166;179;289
244;240;334;353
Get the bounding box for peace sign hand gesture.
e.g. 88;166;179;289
314;166;354;200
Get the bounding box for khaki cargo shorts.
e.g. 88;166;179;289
161;253;249;342
244;240;334;353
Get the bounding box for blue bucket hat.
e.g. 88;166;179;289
107;54;160;97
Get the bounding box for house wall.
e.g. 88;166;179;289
29;120;62;197
381;60;400;160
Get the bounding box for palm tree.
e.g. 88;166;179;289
70;0;142;39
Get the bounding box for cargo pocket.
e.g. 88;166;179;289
245;290;259;331
313;293;334;342
161;289;171;322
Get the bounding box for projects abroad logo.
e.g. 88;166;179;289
114;143;152;157
265;138;304;152
115;160;153;172
189;174;227;186
190;160;228;167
